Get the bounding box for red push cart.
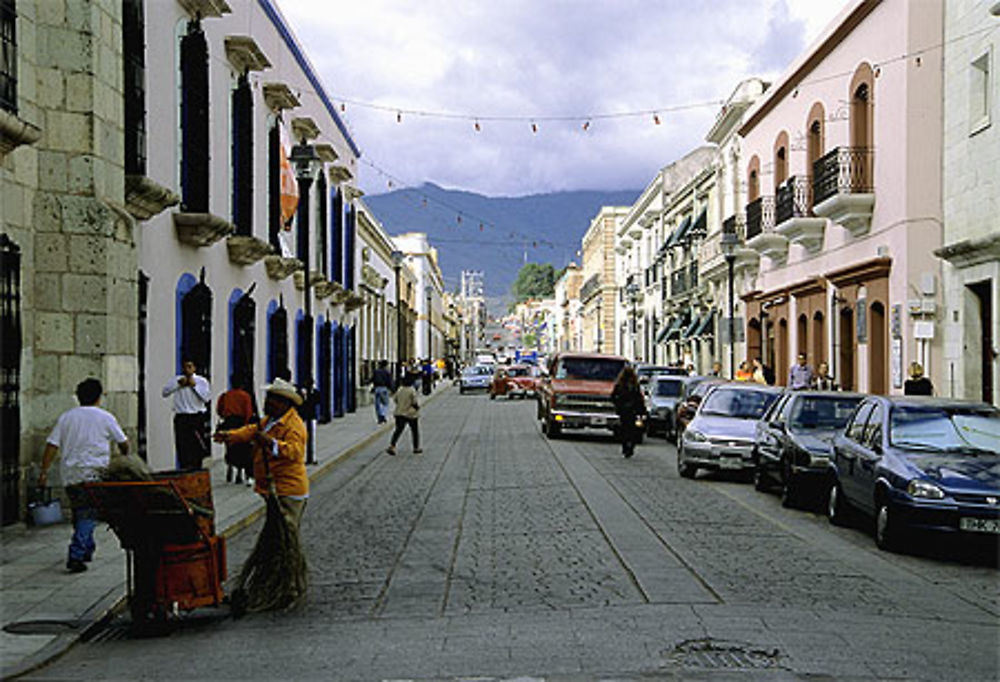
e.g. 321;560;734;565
83;470;226;627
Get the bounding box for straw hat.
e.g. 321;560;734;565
263;377;303;406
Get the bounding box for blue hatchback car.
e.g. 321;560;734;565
828;396;1000;552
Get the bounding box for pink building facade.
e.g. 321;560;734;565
735;0;943;394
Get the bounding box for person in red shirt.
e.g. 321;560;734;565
216;372;257;484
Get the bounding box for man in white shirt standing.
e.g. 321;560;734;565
162;358;212;470
38;378;129;573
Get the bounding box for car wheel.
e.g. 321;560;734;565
489;392;495;400
752;462;770;492
827;481;850;526
459;387;466;394
544;418;561;439
677;443;696;479
875;499;903;552
780;460;797;508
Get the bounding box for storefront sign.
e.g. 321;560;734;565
891;304;902;339
891;337;902;388
856;300;867;343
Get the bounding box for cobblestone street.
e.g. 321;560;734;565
24;390;1000;681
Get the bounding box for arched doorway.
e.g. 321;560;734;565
813;311;825;368
849;63;874;192
807;104;825;177
797;314;808;357
179;269;212;379
318;318;332;423
747;155;760;202
333;323;345;418
839;306;854;391
267;298;289;382
869;301;886;395
230;287;256;392
777;318;789;385
747;318;762;372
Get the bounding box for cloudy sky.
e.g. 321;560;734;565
279;0;850;198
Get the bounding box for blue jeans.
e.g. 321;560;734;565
373;387;390;423
66;485;97;562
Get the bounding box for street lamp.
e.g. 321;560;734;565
720;226;741;380
425;287;432;364
391;250;404;383
625;281;640;361
289;139;320;464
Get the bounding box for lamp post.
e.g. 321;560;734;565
426;287;432;364
290;139;321;464
391;250;404;383
720;227;741;380
625;281;640;361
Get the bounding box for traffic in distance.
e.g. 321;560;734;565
455;349;1000;557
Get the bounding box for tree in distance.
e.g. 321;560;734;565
510;263;557;309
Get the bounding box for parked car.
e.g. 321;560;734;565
674;378;727;438
753;390;865;507
635;364;688;386
678;383;781;478
536;352;628;438
458;365;492;394
489;364;537;399
828;396;1000;552
645;375;706;440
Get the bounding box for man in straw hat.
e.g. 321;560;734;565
215;377;309;611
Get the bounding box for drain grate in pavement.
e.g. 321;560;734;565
666;638;784;670
84;622;131;644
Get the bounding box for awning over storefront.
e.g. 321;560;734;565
695;311;715;337
655;316;683;343
682;314;702;339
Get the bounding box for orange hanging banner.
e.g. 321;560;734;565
279;144;299;231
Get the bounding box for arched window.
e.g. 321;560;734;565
229;287;256;390
797;313;808;358
177;269;212;378
266;298;289;381
747;155;760;201
849;62;875;191
179;18;209;212
773;131;789;189
806;103;825;175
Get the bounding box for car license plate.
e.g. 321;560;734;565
960;517;1000;534
591;416;607;426
719;454;743;470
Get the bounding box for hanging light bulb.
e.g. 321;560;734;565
531;122;538;134
479;223;484;232
397;111;402;123
387;180;393;189
340;102;346;112
457;214;462;224
582;121;590;131
422;197;427;207
474;120;481;132
653;113;661;125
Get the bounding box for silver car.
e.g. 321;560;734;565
458;365;492;394
678;383;781;478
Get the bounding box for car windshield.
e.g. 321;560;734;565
555;358;625;381
890;406;1000;453
654;380;684;397
463;366;489;377
789;396;864;431
507;367;530;377
700;388;777;419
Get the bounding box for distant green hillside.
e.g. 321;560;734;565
364;183;641;302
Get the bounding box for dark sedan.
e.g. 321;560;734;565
753;391;865;507
644;375;706;440
828;396;1000;552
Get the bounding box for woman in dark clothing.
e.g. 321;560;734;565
611;366;647;459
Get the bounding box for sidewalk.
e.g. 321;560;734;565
0;382;448;680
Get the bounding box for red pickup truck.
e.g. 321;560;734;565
536;352;628;438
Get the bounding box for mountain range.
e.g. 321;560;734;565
364;183;641;306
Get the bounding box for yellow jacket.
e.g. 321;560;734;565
227;407;308;497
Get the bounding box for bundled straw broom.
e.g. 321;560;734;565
230;448;308;617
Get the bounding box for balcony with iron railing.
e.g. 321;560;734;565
811;146;875;236
774;175;826;253
580;273;602;303
745;195;788;264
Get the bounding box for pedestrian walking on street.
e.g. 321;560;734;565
217;372;257;485
387;372;421;455
372;360;394;424
611;366;647;459
422;358;434;396
214;377;309;612
38;378;129;573
904;362;934;396
788;353;813;390
162;358;212;470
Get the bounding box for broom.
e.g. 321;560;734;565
230;434;308;617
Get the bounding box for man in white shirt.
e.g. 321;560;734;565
38;378;129;573
162;359;212;470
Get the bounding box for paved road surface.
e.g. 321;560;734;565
22;390;1000;680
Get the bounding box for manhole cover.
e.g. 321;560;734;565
665;638;783;670
3;619;85;636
